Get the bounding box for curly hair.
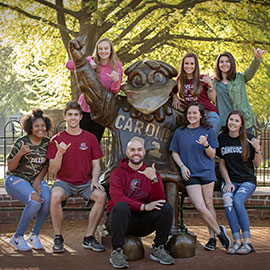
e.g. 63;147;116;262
181;101;212;129
21;108;52;135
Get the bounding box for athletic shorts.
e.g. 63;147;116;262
52;179;96;206
182;177;215;186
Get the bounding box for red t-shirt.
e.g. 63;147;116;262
46;130;103;185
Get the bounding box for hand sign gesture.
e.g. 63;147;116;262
254;47;266;59
106;70;119;82
55;140;71;156
138;163;157;181
19;141;32;156
247;135;261;152
68;35;87;64
200;74;213;87
196;134;209;148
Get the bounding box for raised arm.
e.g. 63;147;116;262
242;48;266;82
68;36;120;128
49;141;71;177
8;141;31;171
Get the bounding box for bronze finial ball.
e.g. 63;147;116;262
122;235;145;261
166;233;196;258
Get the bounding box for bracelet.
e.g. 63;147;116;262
204;144;210;149
143;204;146;211
180;164;185;169
208;86;213;92
151;176;158;183
255;150;261;154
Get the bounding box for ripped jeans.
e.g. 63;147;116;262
222;181;256;241
5;175;51;237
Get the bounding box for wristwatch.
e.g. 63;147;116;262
151;176;158;183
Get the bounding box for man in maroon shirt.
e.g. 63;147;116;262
46;101;106;253
107;136;174;268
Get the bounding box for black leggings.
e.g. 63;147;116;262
80;111;105;142
107;201;173;249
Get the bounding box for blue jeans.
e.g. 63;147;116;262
221;181;256;240
5;175;51;237
205;111;220;137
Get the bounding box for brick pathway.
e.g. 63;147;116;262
1;219;270;270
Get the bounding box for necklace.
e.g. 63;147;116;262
189;126;200;137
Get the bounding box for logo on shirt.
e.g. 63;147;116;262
221;146;242;156
130;178;141;191
79;142;88;150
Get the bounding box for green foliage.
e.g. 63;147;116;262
0;0;269;121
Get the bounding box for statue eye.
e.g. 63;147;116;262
131;74;146;88
151;72;166;85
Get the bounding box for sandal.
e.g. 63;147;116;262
227;242;242;254
236;243;255;255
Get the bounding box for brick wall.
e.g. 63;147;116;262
1;190;270;224
182;190;270;220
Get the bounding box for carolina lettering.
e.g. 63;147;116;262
115;114;172;142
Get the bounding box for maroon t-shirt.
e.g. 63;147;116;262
46;130;103;185
181;78;218;113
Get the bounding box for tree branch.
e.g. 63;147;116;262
34;0;79;18
56;0;71;52
0;1;78;36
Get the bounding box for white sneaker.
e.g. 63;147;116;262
10;235;31;251
27;233;43;249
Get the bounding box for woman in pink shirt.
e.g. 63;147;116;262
66;38;123;142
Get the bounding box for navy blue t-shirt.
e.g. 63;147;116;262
169;126;218;181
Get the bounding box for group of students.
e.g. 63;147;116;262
4;37;265;267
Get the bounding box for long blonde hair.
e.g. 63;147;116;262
178;52;202;98
91;38;119;75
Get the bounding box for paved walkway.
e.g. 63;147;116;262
1;218;270;270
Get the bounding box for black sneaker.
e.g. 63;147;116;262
204;238;216;251
52;235;64;253
82;236;105;251
217;225;231;249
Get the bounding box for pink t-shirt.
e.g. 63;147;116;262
46;130;103;185
66;57;122;112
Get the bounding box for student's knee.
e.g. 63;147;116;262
31;192;42;203
92;189;107;203
113;202;130;215
161;202;173;214
51;188;65;204
205;200;214;211
223;192;233;208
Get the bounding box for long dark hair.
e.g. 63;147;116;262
214;51;236;81
178;52;202;98
224;110;250;162
181;102;211;129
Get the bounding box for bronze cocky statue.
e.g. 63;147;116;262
68;36;185;235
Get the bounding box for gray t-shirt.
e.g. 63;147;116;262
216;81;233;127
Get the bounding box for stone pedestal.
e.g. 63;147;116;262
166;233;196;258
